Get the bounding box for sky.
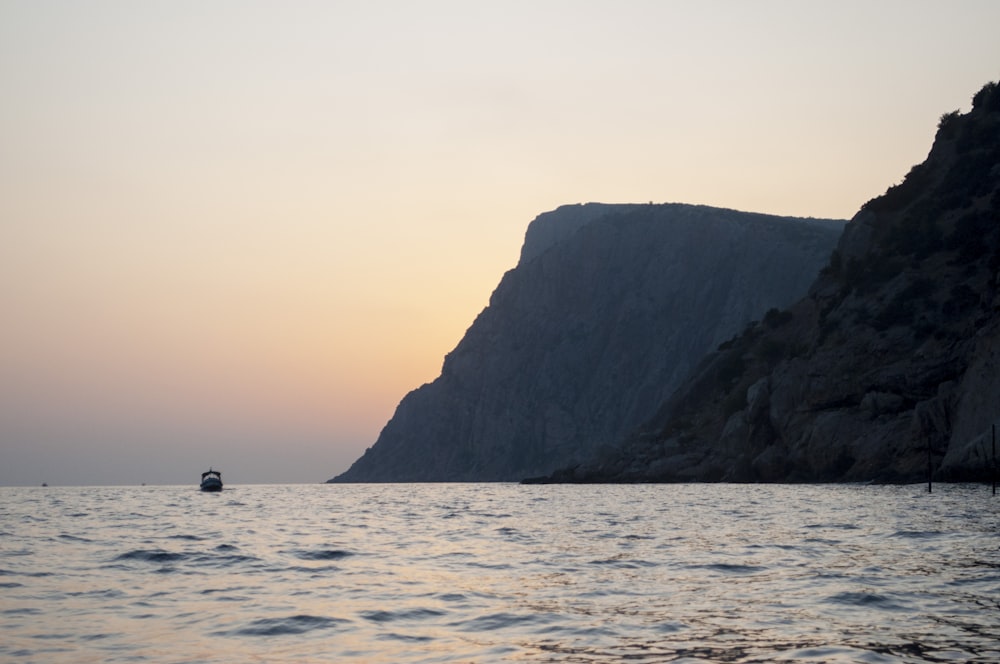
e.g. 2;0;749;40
1;1;999;486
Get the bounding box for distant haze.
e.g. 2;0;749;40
2;1;999;485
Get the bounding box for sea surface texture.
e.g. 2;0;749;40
1;483;998;663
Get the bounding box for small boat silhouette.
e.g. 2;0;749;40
200;468;223;492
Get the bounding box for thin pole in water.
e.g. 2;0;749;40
992;424;996;496
927;442;932;493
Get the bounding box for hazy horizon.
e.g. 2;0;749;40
3;1;1000;486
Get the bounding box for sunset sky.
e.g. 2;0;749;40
2;1;999;485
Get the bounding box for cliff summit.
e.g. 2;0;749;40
331;203;843;482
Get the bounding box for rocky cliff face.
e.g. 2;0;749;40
331;203;844;482
548;80;1000;484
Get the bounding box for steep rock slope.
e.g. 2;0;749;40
331;203;843;482
551;81;1000;484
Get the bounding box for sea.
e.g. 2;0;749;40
1;483;998;663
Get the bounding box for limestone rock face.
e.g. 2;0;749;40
331;203;843;482
553;80;1000;484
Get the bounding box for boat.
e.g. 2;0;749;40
200;468;223;492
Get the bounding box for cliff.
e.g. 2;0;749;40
542;80;1000;484
330;203;844;482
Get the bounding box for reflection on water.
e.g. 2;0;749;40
1;483;998;662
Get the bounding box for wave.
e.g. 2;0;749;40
192;553;260;568
824;591;904;610
455;611;556;632
376;632;434;643
114;550;187;564
589;557;660;569
58;534;93;542
360;608;446;623
215;614;348;637
112;548;260;568
290;549;353;561
891;529;945;539
686;563;767;574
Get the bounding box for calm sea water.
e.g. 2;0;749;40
1;483;998;663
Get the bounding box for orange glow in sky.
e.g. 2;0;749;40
2;1;999;484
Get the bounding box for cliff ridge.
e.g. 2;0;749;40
331;203;844;482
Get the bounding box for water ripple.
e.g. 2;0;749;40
290;548;354;561
216;614;349;637
113;549;187;564
360;608;447;622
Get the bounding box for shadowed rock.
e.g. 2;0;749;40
542;80;1000;484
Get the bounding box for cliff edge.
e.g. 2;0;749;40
331;203;843;482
